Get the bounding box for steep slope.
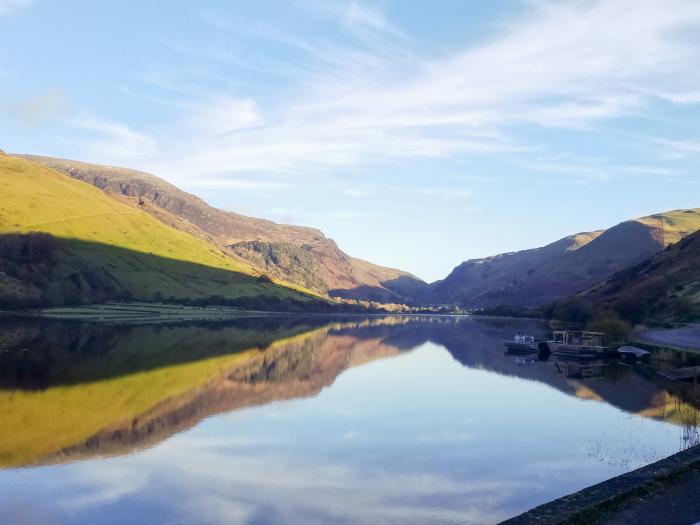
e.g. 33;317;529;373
0;153;317;308
433;209;700;308
20;155;429;303
576;229;700;323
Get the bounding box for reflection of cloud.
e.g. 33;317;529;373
57;437;519;524
417;430;474;444
62;459;149;510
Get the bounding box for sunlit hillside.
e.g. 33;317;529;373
0;153;317;306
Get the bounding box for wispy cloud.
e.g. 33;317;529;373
345;189;370;198
657;139;700;158
188;178;291;192
69;0;700;186
4;89;72;127
0;0;31;16
71;116;158;162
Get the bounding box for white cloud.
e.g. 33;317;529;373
0;0;31;16
71;0;700;184
345;189;369;198
5;89;71;127
187;97;265;136
188;178;291;192
412;187;472;200
71;116;158;162
657;139;700;157
342;2;402;37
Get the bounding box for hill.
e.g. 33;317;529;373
432;209;700;309
573;228;700;323
20;155;430;303
0;153;320;309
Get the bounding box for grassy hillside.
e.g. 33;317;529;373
433;209;700;309
0;153;318;307
21;154;429;303
573;229;700;323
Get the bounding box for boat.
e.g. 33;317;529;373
504;333;539;353
548;331;612;359
618;346;651;361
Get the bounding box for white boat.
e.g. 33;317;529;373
504;334;539;352
548;331;612;359
618;346;650;360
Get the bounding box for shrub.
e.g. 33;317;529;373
587;309;631;343
550;298;593;324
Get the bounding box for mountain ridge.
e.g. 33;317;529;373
432;208;700;308
20;154;429;303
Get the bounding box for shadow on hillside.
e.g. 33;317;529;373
329;275;431;304
0;233;331;311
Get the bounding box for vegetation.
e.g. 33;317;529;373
24;154;430;302
229;240;328;292
587;310;632;343
0;154;321;309
473;304;545;318
561;229;700;325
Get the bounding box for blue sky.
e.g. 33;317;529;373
2;0;700;281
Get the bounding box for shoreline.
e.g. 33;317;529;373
500;445;700;525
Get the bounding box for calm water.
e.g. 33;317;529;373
1;315;699;524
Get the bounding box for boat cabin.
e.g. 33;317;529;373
552;331;607;348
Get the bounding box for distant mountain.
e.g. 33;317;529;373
22;155;429;304
0;153;319;309
574;228;700;323
432;209;700;308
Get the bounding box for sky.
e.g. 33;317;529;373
2;0;700;282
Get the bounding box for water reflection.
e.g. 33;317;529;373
1;315;699;524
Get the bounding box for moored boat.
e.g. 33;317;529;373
548;331;613;359
504;333;539;352
618;345;651;361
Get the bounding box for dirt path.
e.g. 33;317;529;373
24;211;132;228
636;325;700;353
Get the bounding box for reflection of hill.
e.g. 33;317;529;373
0;317;406;467
53;329;403;463
0;316;341;389
1;315;699;469
342;316;700;428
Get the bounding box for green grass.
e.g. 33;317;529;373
0;153;318;302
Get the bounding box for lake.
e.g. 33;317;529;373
1;315;699;524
